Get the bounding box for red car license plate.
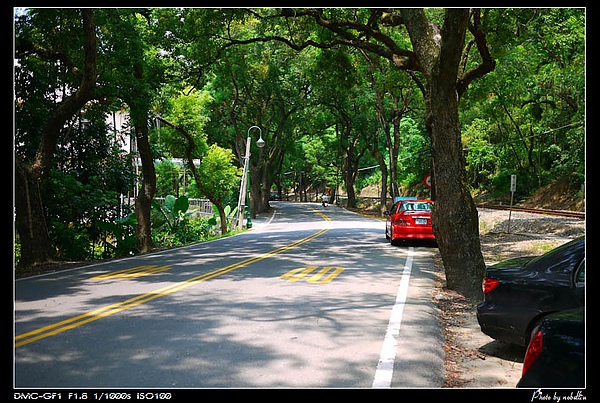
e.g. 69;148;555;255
415;218;427;225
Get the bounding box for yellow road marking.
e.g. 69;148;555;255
15;211;331;348
306;267;345;284
310;208;331;222
280;266;345;284
91;265;171;279
279;266;319;282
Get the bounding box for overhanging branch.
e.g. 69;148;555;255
457;8;496;97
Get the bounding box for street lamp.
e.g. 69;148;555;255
237;125;265;230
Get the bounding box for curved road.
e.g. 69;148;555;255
14;202;444;389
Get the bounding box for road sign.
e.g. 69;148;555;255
424;173;432;188
508;174;517;233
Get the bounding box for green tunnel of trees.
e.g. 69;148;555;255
14;8;584;300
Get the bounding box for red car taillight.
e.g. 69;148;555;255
393;218;407;225
522;330;543;376
482;277;499;293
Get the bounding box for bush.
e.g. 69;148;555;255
152;215;216;247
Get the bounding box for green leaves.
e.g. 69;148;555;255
153;195;194;231
165;194;190;218
97;213;138;257
209;204;238;231
195;144;242;202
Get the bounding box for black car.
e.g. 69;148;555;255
517;307;585;388
476;236;585;346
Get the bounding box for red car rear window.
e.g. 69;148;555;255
401;202;432;212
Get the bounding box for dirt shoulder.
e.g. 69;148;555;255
434;208;585;388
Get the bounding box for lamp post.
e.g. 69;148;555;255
237;125;265;230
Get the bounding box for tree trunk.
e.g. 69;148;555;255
133;121;155;253
366;56;398;204
214;201;228;235
374;151;389;215
343;162;357;208
426;9;485;301
428;83;485;301
389;116;401;198
259;172;272;214
15;161;53;268
249;167;259;219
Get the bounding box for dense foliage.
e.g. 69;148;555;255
14;8;585;278
459;8;585;200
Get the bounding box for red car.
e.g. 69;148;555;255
385;199;436;245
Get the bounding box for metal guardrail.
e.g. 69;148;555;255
189;198;214;216
151;197;214;216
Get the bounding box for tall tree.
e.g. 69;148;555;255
204;39;312;215
97;8;166;253
360;49;425;210
403;9;493;299
153;86;241;235
195;145;242;234
305;48;372;208
14;8;97;268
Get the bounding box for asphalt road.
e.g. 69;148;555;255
14;202;444;389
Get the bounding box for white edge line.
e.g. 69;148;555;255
372;246;414;388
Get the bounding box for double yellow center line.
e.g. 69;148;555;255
90;265;171;279
15;209;330;348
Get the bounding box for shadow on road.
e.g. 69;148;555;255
478;340;525;363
